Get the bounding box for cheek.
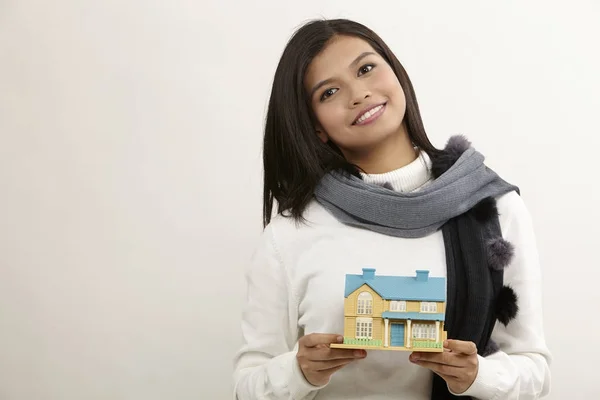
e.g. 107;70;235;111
315;103;349;133
378;71;406;104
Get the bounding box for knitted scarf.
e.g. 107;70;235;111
314;136;520;400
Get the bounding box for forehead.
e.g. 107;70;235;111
305;35;376;87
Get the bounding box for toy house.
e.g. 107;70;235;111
330;268;447;352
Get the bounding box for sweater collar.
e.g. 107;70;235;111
360;150;433;193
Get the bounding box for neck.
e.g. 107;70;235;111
345;122;417;174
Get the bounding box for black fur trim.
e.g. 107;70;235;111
431;135;471;178
471;197;499;223
487;237;515;270
482;339;500;356
496;286;519;325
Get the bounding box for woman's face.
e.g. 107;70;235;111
304;35;407;158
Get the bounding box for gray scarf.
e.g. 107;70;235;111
314;136;520;400
314;144;519;238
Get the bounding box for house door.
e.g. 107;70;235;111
390;323;405;347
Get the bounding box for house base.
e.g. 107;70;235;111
330;343;444;352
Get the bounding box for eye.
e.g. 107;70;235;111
358;64;375;76
320;88;338;101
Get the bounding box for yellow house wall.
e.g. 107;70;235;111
345;296;356;317
344;284;384;317
344;317;356;338
344;285;446;343
381;300;446;314
437;302;446;314
373;318;383;341
344;284;386;341
407;301;420;312
345;316;384;341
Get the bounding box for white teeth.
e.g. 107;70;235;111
356;105;383;124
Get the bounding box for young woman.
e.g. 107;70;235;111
233;18;551;400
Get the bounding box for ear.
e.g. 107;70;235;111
316;128;329;144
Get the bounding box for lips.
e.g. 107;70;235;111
352;102;387;125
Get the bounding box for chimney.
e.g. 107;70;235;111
415;270;429;282
362;268;376;280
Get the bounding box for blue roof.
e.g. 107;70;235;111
344;268;445;302
381;312;445;321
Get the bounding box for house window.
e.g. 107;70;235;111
412;323;436;340
420;302;437;313
357;292;373;315
356;317;373;339
390;301;406;312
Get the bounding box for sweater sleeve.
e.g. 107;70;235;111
233;224;324;400
451;191;552;399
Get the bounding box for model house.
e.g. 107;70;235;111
331;268;447;352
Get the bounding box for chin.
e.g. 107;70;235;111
362;120;401;141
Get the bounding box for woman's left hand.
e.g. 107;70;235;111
409;339;479;394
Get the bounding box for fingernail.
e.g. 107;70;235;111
354;350;365;357
337;336;343;343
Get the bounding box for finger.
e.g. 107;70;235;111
445;339;477;355
410;351;467;368
313;361;353;379
321;363;347;375
412;359;461;379
310;348;366;361
302;334;344;348
313;357;356;372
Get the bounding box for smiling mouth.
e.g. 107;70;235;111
352;103;387;126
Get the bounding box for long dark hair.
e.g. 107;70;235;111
263;18;442;227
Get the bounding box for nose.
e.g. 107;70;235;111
350;84;371;107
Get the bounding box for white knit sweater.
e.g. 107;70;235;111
233;152;551;399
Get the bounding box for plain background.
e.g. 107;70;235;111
1;0;598;399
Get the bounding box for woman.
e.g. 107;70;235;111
233;18;551;400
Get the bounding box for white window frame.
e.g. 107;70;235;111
357;292;373;315
412;323;436;340
356;317;373;339
420;302;437;313
390;300;407;312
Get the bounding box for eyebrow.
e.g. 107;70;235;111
309;51;376;98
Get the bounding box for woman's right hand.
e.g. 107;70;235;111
296;333;367;386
